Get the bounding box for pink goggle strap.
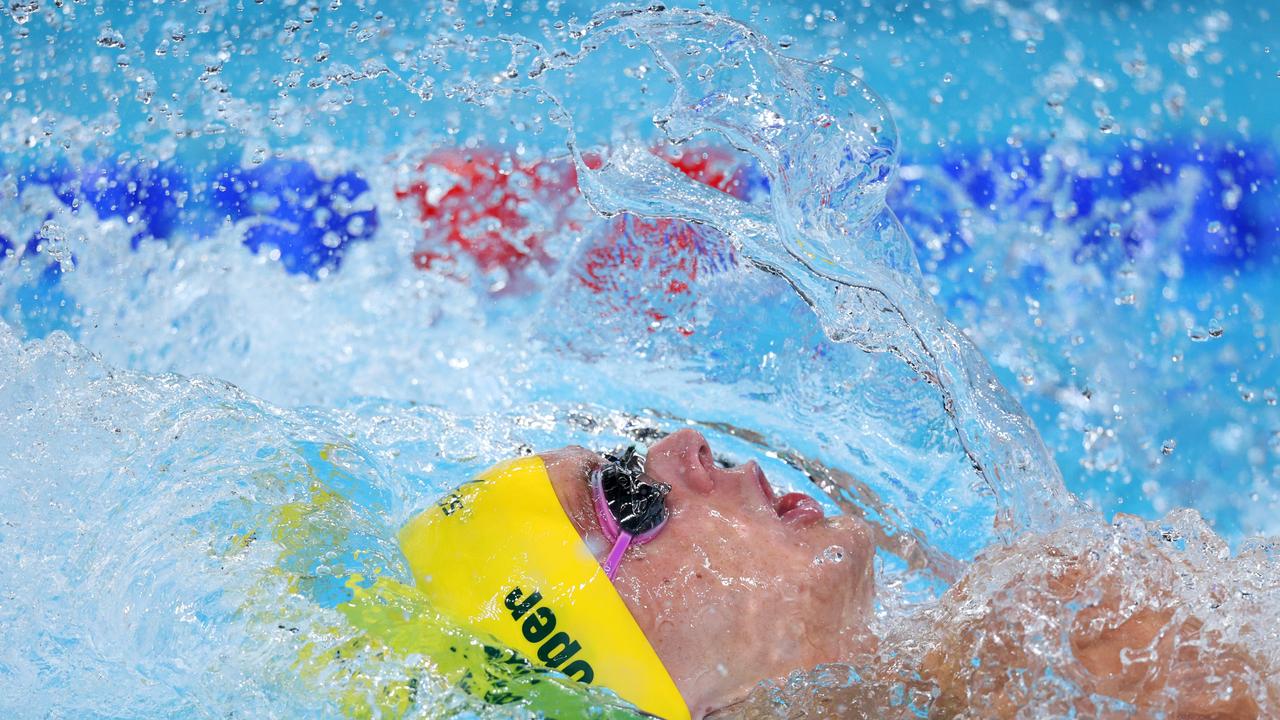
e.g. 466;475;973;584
603;532;633;580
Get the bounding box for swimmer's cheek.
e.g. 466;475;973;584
828;516;875;617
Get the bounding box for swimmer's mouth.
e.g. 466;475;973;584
754;463;825;526
776;492;825;525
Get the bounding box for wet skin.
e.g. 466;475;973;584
526;432;1270;719
540;429;876;719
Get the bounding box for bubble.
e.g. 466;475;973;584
9;0;37;24
1188;321;1224;342
37;220;65;244
96;27;127;49
819;545;846;564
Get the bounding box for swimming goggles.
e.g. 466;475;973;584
590;446;671;579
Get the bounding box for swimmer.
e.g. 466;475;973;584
399;429;1273;719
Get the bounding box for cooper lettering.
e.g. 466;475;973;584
503;587;541;620
535;632;581;668
503;587;595;684
521;607;555;643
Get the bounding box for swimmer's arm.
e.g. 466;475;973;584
921;526;1271;719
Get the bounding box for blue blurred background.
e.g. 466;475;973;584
2;0;1277;543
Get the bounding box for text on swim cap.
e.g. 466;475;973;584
504;587;595;684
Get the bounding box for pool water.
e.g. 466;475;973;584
1;1;1278;717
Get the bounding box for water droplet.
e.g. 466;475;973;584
819;545;845;564
97;27;127;49
9;0;38;24
1188;320;1224;342
1161;439;1176;455
38;220;65;243
777;34;794;49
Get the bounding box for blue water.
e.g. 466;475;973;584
2;1;1278;717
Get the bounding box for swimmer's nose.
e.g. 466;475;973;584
643;429;715;495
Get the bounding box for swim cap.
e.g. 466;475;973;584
398;456;690;720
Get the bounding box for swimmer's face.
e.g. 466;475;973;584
542;429;876;718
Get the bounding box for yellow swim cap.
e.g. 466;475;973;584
398;456;690;720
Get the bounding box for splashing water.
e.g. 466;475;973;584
0;322;662;718
536;7;1081;536
1;2;1279;718
525;11;1280;713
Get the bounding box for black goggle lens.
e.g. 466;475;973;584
599;445;670;536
